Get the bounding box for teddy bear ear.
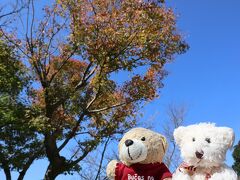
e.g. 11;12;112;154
217;127;235;149
160;135;168;153
173;126;186;146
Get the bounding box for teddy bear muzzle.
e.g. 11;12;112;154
121;139;148;163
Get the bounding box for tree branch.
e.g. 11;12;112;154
48;47;77;84
70;142;96;167
30;0;34;48
88;102;127;113
94;137;110;180
0;0;25;19
17;145;44;180
75;62;96;90
1;159;11;180
57;113;86;152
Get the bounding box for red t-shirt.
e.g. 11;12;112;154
115;162;172;180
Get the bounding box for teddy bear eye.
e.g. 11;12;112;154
141;137;146;141
205;138;211;143
192;137;195;142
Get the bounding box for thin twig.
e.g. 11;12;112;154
95;137;110;180
88;102;127;113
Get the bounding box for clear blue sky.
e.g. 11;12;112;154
1;0;240;179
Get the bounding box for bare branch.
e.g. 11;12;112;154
69;146;81;162
70;143;95;167
95;137;110;180
57;113;86;152
0;0;25;19
30;0;34;48
17;145;44;180
85;84;101;110
0;29;30;58
57;79;101;152
88;102;128;113
48;47;77;84
75;62;96;90
163;104;187;168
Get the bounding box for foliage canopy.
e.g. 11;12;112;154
0;40;44;180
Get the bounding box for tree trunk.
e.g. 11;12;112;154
17;155;36;180
44;159;67;180
44;134;68;180
17;172;26;180
44;166;58;180
2;160;11;180
43;91;68;179
3;167;11;180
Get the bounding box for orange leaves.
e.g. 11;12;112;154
47;57;87;86
123;74;157;101
122;65;166;102
33;57;88;112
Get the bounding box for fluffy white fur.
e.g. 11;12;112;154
172;123;237;180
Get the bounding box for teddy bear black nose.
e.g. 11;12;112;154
125;139;134;147
195;151;204;159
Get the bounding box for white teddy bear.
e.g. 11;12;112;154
172;123;237;180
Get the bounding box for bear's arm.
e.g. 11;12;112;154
172;170;192;180
210;165;238;180
106;160;118;180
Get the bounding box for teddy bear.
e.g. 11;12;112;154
106;127;172;180
172;123;238;180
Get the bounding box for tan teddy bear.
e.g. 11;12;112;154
106;127;172;180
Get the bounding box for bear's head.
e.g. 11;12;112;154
174;123;234;168
118;127;168;166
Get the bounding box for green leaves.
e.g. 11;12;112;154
0;41;27;96
0;40;44;177
233;141;240;176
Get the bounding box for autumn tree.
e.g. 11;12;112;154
0;0;188;179
233;141;240;176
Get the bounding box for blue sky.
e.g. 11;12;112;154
1;0;240;179
149;0;240;170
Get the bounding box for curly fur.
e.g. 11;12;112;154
172;123;237;180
